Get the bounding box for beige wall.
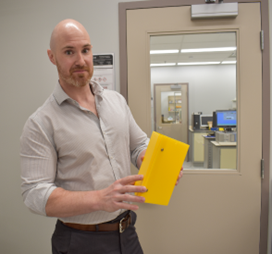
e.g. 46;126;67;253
0;1;146;253
0;0;271;253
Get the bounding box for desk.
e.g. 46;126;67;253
211;141;237;169
203;136;215;168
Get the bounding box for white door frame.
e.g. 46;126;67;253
118;1;270;253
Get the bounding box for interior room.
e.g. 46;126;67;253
150;33;237;169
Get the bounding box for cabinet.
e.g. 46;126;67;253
211;141;237;169
203;136;216;168
168;95;181;112
189;127;212;167
168;95;181;122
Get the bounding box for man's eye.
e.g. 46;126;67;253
83;48;90;53
65;50;73;55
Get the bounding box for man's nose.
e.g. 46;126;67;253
75;53;85;66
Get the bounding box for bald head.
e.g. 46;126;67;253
47;19;93;89
49;19;90;53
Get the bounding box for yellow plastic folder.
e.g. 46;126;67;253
135;131;189;206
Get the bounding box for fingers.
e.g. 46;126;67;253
119;184;147;194
116;193;145;203
114;201;141;211
117;175;147;194
111;193;146;211
175;167;184;186
97;174;148;213
118;174;144;185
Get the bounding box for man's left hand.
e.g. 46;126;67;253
175;167;183;186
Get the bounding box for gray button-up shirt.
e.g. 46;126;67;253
20;81;149;224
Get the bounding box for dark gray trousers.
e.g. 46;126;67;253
51;211;144;254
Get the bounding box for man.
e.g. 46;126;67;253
20;19;183;254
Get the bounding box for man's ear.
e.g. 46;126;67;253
47;49;56;65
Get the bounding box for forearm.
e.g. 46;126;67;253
45;174;147;218
45;187;100;218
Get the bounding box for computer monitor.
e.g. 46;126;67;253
200;115;213;128
215;110;236;129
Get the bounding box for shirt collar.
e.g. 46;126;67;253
90;80;104;97
53;80;104;105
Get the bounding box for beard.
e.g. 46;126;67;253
56;60;93;88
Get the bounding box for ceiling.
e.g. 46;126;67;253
150;32;237;66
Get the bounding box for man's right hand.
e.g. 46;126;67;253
95;174;146;212
46;174;146;218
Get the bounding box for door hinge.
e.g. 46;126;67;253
260;30;264;51
261;159;264;179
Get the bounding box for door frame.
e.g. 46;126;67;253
118;1;270;254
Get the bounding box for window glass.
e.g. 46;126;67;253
150;32;237;170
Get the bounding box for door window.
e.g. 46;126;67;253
150;32;237;170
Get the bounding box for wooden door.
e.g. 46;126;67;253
126;3;262;254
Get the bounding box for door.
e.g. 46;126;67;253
126;3;262;254
154;83;188;144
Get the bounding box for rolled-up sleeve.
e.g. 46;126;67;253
20;117;57;216
126;105;149;169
